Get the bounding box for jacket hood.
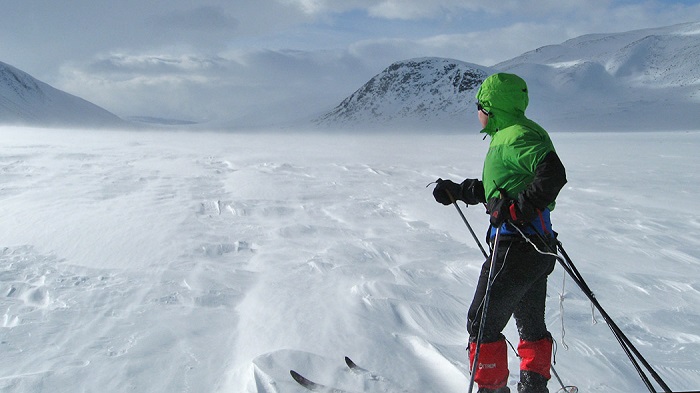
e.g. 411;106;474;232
476;73;529;136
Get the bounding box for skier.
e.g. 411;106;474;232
432;73;567;393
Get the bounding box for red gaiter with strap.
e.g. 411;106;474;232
518;336;553;379
469;339;509;390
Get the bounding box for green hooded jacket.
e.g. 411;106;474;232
476;73;558;210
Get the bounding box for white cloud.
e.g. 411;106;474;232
85;53;226;76
275;0;614;20
57;48;375;124
367;2;454;20
153;6;239;31
346;22;570;68
277;0;485;19
276;0;329;14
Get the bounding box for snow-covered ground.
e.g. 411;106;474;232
1;126;699;393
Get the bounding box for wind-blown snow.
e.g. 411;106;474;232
1;127;699;393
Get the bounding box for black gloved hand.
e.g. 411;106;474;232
461;179;486;205
486;194;539;227
433;178;485;206
432;179;462;205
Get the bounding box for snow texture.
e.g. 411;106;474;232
1;126;699;393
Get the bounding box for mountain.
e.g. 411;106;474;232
0;61;126;128
497;22;700;131
314;58;493;130
317;22;700;131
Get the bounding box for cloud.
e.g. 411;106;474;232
277;0;485;19
366;0;483;19
275;0;612;20
85;54;225;76
57;48;375;125
56;21;557;125
153;6;239;31
345;22;572;68
0;1;308;77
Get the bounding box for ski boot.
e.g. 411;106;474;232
478;387;511;393
517;370;548;393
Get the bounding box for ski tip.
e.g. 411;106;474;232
344;356;370;374
344;356;357;369
290;370;304;382
290;370;314;387
290;370;342;392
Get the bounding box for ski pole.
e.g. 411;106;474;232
445;189;489;258
513;224;672;393
518;225;660;392
550;364;578;393
442;195;575;392
556;243;672;393
468;226;502;393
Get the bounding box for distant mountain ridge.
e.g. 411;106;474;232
0;61;125;128
315;58;492;129
317;22;700;131
497;22;700;87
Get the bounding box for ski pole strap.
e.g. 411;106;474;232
558;274;569;350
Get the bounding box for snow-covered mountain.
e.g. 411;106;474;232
0;61;125;128
499;22;700;131
314;58;493;130
317;22;700;131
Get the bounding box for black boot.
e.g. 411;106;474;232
517;370;548;393
478;387;510;393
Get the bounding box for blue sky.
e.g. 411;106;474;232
1;0;700;126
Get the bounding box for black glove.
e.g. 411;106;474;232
486;194;539;227
433;178;485;206
461;179;486;205
432;179;462;205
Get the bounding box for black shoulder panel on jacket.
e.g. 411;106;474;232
522;151;567;209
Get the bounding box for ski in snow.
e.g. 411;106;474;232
289;370;357;393
344;356;381;381
291;357;410;392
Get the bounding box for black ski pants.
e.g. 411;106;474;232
467;238;556;343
